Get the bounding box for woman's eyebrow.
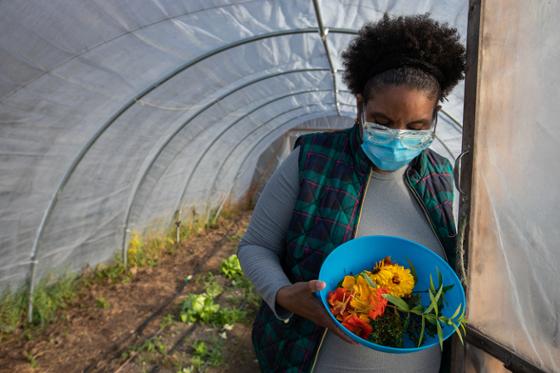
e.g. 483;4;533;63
407;118;432;126
370;111;394;121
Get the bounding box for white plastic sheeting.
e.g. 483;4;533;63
465;1;560;372
0;0;468;292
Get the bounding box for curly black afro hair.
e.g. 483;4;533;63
342;13;466;101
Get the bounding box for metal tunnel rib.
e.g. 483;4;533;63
312;0;340;115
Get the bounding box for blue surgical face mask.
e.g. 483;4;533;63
360;106;436;171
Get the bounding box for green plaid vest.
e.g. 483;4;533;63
252;122;457;372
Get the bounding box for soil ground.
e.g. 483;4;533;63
0;210;259;373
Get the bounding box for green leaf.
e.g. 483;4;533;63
437;268;443;289
451;321;464;344
361;272;377;288
410;304;424;315
429;274;435;293
407;260;418;282
424;314;437;325
451;304;462;320
442;284;454;293
424;283;443;315
418;315;426;347
382;294;410;311
436;321;444;350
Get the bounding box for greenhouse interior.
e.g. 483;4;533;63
0;0;558;372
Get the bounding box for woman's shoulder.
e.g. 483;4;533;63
293;126;354;150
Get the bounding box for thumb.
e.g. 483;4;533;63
307;279;326;292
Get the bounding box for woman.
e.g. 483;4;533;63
238;14;466;372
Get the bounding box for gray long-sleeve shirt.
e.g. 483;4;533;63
238;146;448;372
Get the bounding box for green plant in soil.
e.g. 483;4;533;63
220;255;243;281
29;273;79;327
95;297;110;309
189;339;223;371
0;288;26;334
24;351;38;369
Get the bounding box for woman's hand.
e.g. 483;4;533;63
276;280;357;345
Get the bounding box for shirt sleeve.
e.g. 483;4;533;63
237;146;300;321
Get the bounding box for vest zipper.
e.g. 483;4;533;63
404;169;448;262
310;170;373;372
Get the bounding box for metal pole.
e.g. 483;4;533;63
312;0;340;116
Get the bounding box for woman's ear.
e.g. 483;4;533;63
433;104;442;121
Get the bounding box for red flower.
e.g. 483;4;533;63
368;287;388;320
342;314;373;339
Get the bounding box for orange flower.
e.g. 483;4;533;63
342;314;373;339
327;287;352;320
368;287;388;320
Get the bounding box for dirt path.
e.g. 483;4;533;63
0;210;259;373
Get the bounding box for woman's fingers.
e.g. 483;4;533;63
278;280;358;345
307;279;325;292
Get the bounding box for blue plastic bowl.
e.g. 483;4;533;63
318;235;466;354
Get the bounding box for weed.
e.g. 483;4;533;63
30;273;79;326
219;255;260;310
92;255;130;285
202;274;223;298
220;255;243;281
226;233;243;243
144;337;166;355
95;297;110;309
24;351;38;369
0;288;26;334
190;339;223;370
180;293;220;324
160;313;175;330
